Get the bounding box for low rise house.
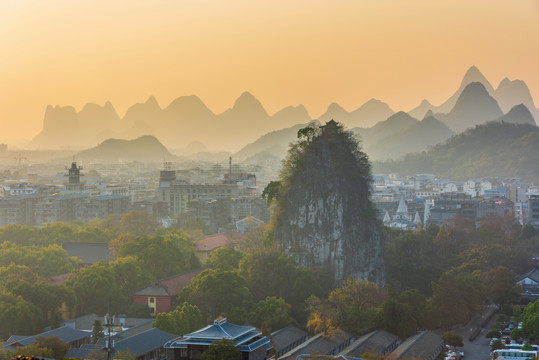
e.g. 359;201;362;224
133;268;206;315
280;331;353;360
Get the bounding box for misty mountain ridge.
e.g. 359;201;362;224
29;65;537;154
318;98;395;128
435;82;503;132
409;66;539;121
76;135;173;162
373;122;539;181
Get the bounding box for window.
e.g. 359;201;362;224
149;297;155;303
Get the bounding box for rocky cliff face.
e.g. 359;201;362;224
274;123;385;286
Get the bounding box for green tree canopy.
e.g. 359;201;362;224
119;233;200;279
200;339;240;360
178;269;253;320
204;246;244;271
154;302;203;336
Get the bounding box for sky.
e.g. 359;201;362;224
0;0;538;144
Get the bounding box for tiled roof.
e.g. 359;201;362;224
114;328;177;356
393;331;443;360
62;242;111;264
6;326;91;348
165;318;265;350
194;232;242;252
271;325;308;353
518;268;539;283
343;330;398;357
159;268;206;296
281;331;352;359
133;285;170;296
134;268;206;297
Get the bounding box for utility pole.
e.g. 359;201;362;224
104;313;115;360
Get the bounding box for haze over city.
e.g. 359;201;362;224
1;0;538;145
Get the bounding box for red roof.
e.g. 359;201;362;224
194;231;242;252
160;268;207;296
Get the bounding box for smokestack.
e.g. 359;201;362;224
229;156;232;175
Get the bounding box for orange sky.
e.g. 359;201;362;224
0;0;538;144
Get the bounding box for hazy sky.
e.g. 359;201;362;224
1;0;538;143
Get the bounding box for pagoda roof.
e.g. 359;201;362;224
164;318;270;351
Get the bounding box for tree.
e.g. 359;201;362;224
119;211;158;237
0;292;43;337
238;248;297;302
92;320;104;344
66;261;129;315
205;246;244;271
381;288;427;338
119;233;199;279
486;330;500;339
327;278;386;335
443;331;464;347
250;297;294;331
178;269;253;320
154;302;203;336
522;342;533;351
261;181;281;204
484;267;521;306
200;339;240;360
490;339;506;351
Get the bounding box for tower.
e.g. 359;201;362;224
65;160;84;191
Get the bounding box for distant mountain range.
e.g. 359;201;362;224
29;66;537;163
409;65;539;121
373;122;539;181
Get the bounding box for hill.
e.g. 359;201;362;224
372;122;539;181
366;116;454;160
76;135;174;162
435;82;503;132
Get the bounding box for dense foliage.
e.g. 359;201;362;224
373;122;539;181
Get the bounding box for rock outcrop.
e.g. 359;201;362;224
274;121;385;286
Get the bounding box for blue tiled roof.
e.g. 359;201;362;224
165;319;268;352
7;326;91;347
114;328;177;356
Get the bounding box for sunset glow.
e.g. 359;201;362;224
0;0;537;144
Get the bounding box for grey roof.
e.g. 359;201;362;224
64;344;103;359
114;328;177;356
115;320;155;339
393;331;443;360
133;285;170;296
6;326;91;347
62;314;153;331
281;331;353;359
343;330;398;357
518;268;539;283
93;194;128;200
62;242;111;264
271;325;308;353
